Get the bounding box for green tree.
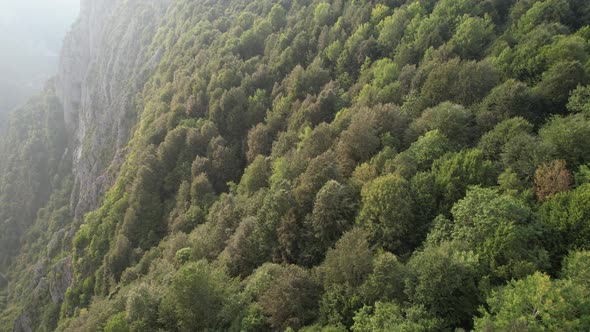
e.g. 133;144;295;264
474;271;590;331
450;187;548;281
258;265;320;331
268;4;287;31
359;252;407;304
539;183;590;268
476;80;537;130
319;228;374;289
126;283;162;332
567;84;590;114
159;260;240;331
478;117;534;160
357;174;417;254
104;312;129;332
533;60;588;112
431;149;497;213
239;155;271;196
449;15;495;59
352;302;443;332
309;180;358;254
408;102;476;149
406;242;480;329
539;114;590;167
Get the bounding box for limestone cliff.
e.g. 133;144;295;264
3;1;171;330
58;0;170;219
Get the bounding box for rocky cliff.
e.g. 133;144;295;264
1;1;171;330
58;0;170;219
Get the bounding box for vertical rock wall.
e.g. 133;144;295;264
57;0;170;219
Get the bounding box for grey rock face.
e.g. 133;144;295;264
57;0;170;219
13;313;32;332
49;257;74;303
11;1;171;331
0;273;7;289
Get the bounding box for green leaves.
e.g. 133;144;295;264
7;0;590;330
357;174;416;253
450;187;548;281
160;260;241;331
475;266;590;332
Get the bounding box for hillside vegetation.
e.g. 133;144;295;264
3;0;590;331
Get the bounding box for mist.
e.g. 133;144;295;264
0;0;79;117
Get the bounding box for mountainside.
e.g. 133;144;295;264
2;0;590;331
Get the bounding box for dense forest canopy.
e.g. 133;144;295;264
2;0;590;331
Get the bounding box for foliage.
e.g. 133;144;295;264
357;174;418;254
3;0;590;330
534;159;573;201
475;268;590;331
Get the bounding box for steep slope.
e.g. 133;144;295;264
59;0;171;219
0;0;170;330
2;0;590;331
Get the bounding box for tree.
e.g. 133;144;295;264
159;260;240;331
476;80;537;130
359;252;407;304
318;229;374;329
190;172;214;204
220;217;259;277
539;114;590;167
420;59;499;107
500;132;541;185
533;60;588;113
406;242;480;329
104;312;129;332
336;104;408;176
294;150;341;210
357;174;417;254
268;4;287;31
211;87;250;137
126;282;163;332
392;130;452;174
258;265;320;331
190;194;240;261
320;228;374;289
449;15;495;59
122;164;164;251
298;123;335;159
478;117;534;160
247;124;273;163
310;180;358;254
515;0;572;36
314;2;333;27
335;111;381;176
567;84;590;114
539;183;590;268
562;250;590;286
377;6;422;55
534;160;573;201
352;302;444;332
450;187;548;281
474;271;590;331
431;149;497;214
408;102;476;148
239;155;271;196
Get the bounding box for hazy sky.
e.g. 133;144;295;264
0;0;80;114
1;0;80;57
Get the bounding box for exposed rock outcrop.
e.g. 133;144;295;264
57;0;171;219
9;1;171;330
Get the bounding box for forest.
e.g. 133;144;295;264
2;0;590;331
